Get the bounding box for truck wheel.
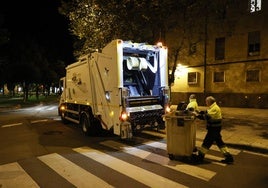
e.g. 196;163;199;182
81;114;91;135
92;118;103;136
60;111;68;124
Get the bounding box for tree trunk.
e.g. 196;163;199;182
23;82;29;102
169;49;179;86
35;84;39;100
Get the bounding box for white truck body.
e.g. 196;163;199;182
58;39;170;138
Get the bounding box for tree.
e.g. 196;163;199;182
59;0;200;86
0;13;10;94
59;0;114;56
0;0;74;99
7;36;46;100
59;0;182;57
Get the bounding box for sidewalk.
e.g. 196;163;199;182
195;106;268;154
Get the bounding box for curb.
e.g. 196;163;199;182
225;142;268;155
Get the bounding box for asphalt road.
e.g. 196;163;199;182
0;104;268;188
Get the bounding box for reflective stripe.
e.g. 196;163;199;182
199;146;209;154
220;146;230;155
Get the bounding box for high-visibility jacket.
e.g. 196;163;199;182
206;102;222;126
186;98;199;111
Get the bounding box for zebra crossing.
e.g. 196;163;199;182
100;140;216;181
0;139;241;188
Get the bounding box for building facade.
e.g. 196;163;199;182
167;0;268;108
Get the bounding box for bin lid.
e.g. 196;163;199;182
163;111;195;120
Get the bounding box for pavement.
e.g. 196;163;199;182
210;106;268;154
173;106;268;155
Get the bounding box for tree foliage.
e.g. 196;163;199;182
59;0;184;57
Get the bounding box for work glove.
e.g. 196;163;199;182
196;111;206;120
199;111;205;114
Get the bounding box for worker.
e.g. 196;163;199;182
186;94;199;112
193;96;234;164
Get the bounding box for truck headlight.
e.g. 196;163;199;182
60;105;65;111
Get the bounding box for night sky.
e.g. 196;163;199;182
0;0;74;64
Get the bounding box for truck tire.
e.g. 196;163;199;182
81;114;91;136
60;111;68;124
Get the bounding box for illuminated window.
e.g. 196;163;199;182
215;37;225;60
248;31;260;56
246;69;260;82
213;71;225;83
249;0;262;13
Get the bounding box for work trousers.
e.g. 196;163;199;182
202;126;226;149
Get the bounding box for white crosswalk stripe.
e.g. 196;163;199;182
133;139;237;167
144;140;228;166
38;153;114;188
73;146;188;188
142;130;241;156
100;140;216;181
0;162;39;188
195;140;241;155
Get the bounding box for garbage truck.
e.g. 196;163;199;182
58;39;170;139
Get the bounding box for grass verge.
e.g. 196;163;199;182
0;95;59;108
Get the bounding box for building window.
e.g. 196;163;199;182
246;69;260;82
249;0;262;13
188;72;198;84
248;31;260;56
213;71;225;83
215;37;225;60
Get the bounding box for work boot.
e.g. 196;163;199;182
221;154;234;164
191;151;204;163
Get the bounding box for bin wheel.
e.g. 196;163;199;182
168;154;175;160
